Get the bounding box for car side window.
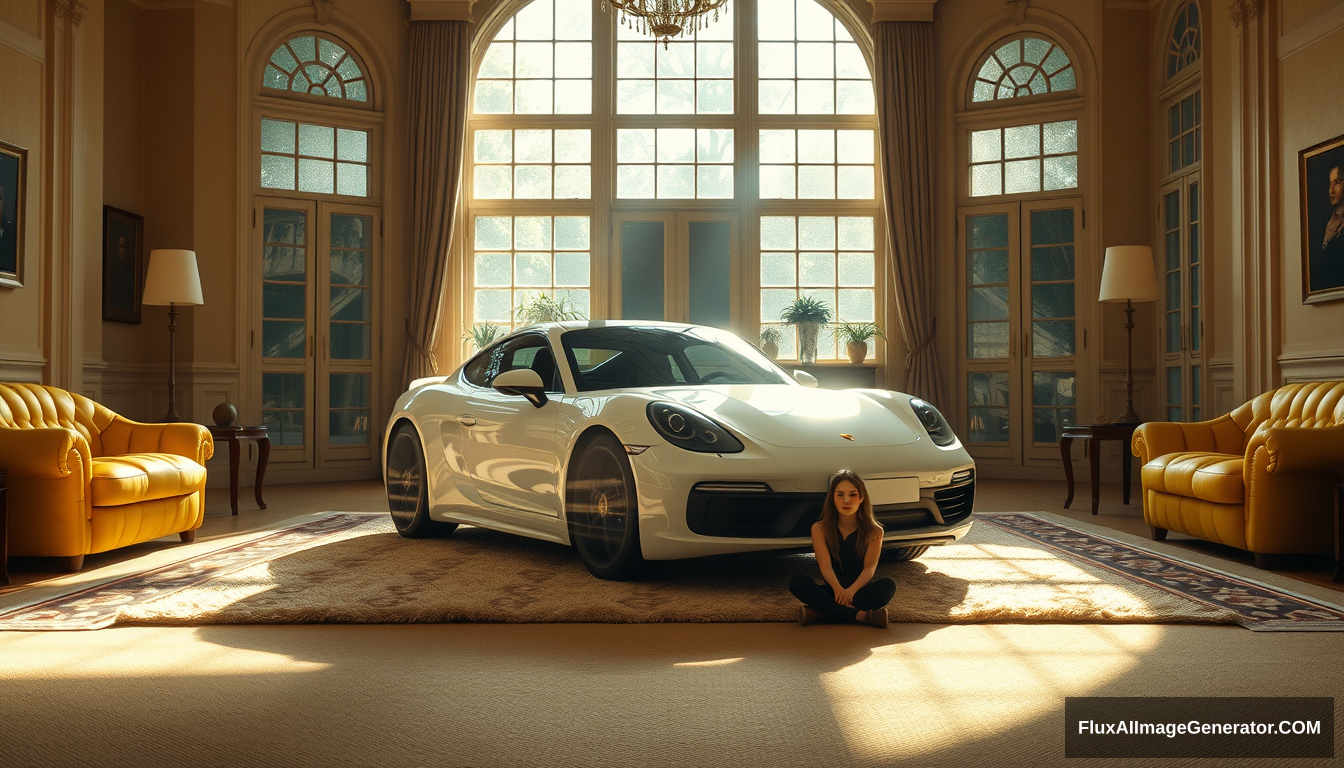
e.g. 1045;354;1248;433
462;336;557;390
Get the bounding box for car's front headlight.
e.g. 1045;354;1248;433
909;398;957;446
646;402;744;453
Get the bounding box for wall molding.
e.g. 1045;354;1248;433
1279;2;1344;61
0;14;45;61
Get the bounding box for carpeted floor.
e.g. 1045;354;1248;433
4;512;1342;631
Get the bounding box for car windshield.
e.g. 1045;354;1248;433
560;326;796;392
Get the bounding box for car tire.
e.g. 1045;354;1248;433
566;432;647;581
881;544;929;562
386;422;458;539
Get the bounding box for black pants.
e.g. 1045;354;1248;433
788;572;896;622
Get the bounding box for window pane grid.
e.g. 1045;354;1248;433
965;214;1009;360
969;119;1078;197
970;36;1076;104
757;0;872;115
616;128;734;199
262;208;309;359
1167;92;1201;173
1031;371;1076;444
1166;2;1201;80
474;0;594;116
263;34;369;103
616;2;734;115
260;118;369;197
967;371;1010;443
759;215;875;361
759;129;874;200
474;215;591;331
472;128;592;200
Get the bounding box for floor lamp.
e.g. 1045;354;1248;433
142;249;203;423
1099;246;1158;424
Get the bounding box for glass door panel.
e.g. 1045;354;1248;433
615;217;669;320
258;200;316;467
319;204;379;464
1022;200;1079;460
687;219;732;329
1159;171;1201;422
613;213;738;328
960;205;1020;463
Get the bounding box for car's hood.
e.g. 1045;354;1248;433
648;385;921;448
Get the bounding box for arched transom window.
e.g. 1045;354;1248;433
970;36;1075;103
264;34;370;103
1166;2;1200;80
466;0;881;363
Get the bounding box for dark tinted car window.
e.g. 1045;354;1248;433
561;326;793;392
461;334;562;392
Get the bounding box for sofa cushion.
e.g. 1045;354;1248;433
90;453;207;507
1141;452;1244;505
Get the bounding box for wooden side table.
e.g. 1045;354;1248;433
1;469;8;586
208;425;270;516
1059;422;1140;515
1334;471;1343;584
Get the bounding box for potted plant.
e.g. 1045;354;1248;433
758;326;784;359
834;321;886;364
779;295;833;364
462;323;504;352
513;292;587;325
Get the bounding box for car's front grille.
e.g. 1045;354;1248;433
934;480;975;525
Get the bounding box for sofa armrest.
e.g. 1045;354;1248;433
1261;425;1344;475
110;416;214;465
1132;414;1240;465
0;426;91;481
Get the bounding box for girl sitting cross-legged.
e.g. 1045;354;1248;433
787;469;897;628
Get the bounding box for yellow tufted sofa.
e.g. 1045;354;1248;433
1131;381;1344;568
0;383;214;571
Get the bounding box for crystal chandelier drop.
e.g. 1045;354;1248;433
601;0;729;48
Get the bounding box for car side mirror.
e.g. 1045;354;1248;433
793;370;819;388
492;368;549;408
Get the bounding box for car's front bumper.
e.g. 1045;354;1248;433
626;440;976;560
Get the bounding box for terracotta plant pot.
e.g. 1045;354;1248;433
846;342;868;364
762;341;779;359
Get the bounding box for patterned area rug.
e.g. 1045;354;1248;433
1;512;1342;631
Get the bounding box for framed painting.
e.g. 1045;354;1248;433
1299;132;1344;304
103;206;145;322
0;139;27;289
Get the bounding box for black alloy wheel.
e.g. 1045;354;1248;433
881;544;930;563
386;422;458;538
567;432;646;580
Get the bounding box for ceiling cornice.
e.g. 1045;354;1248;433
868;0;938;23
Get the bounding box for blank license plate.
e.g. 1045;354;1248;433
864;477;920;505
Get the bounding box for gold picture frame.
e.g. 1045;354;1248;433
1299;132;1344;304
0;139;27;289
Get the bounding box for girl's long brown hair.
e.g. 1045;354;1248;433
819;469;882;564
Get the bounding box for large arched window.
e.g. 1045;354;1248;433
465;0;881;363
253;30;382;476
956;31;1083;467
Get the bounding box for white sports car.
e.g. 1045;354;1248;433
383;321;976;580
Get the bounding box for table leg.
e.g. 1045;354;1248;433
1088;435;1102;515
227;435;240;516
254;436;270;511
1060;436;1075;509
1122;441;1133;505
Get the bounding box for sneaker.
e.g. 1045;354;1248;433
799;606;828;625
859;607;889;628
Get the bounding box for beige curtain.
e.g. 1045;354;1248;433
402;20;472;387
874;21;943;407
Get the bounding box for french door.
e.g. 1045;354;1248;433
256;196;380;470
958;198;1082;464
610;211;737;327
1159;174;1202;422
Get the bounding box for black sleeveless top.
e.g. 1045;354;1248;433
834;529;865;588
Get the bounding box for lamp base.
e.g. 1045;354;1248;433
1112;407;1142;425
161;411;184;423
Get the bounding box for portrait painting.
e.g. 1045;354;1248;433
103;206;145;323
0;139;27;289
1299;133;1344;304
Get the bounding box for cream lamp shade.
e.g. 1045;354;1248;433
142;249;204;306
1098;246;1158;303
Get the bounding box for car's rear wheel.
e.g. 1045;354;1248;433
567;432;646;580
882;544;929;562
386;422;457;538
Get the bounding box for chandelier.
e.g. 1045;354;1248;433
601;0;730;48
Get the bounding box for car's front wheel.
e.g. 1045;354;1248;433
566;432;646;580
386;422;458;538
882;544;929;562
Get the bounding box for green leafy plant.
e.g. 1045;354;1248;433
834;321;887;345
758;326;784;346
513;293;587;325
462;323;505;350
778;295;833;324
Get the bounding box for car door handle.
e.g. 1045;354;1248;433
455;414;476;426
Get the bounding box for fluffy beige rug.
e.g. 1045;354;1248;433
96;515;1240;627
